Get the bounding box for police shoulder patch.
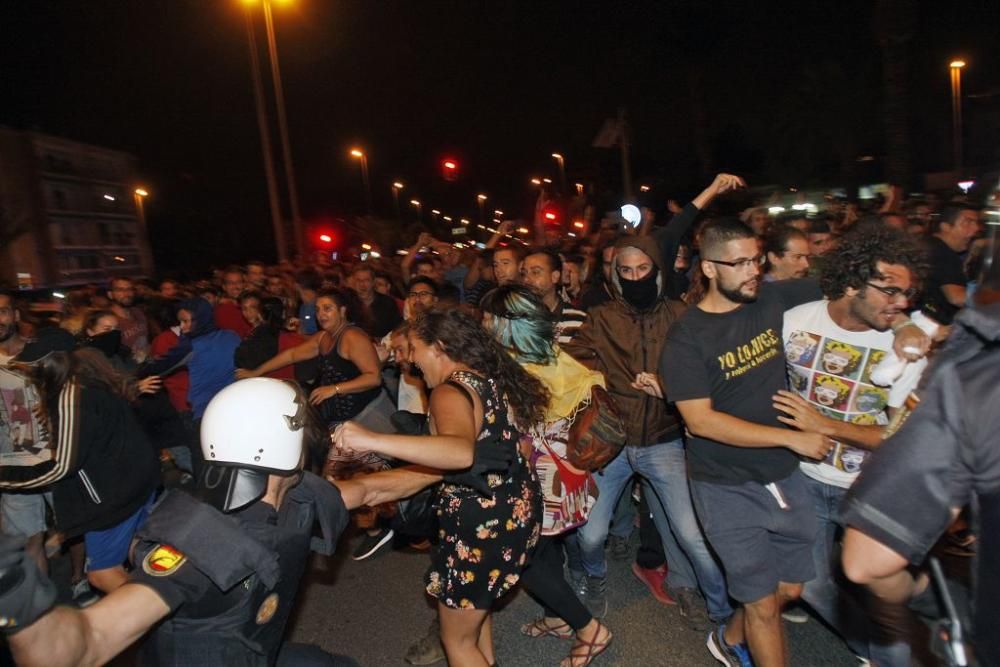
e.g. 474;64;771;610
141;543;187;577
255;592;279;624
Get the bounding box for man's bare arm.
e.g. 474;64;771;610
10;584;171;667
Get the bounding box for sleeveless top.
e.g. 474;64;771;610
317;326;380;424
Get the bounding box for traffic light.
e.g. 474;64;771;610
441;158;459;182
315;230;335;247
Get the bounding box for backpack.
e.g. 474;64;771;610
565;385;627;471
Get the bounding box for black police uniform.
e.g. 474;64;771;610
841;304;1000;666
128;471;349;666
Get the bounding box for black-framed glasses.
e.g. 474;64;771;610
865;282;918;301
704;255;765;270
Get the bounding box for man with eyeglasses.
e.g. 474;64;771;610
660;218;929;667
771;224;927;665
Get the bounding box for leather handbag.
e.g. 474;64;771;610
565;385;626;471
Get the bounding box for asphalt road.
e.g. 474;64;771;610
288;530;864;667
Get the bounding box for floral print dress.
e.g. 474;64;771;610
425;371;541;610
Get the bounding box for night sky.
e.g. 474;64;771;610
3;1;998;270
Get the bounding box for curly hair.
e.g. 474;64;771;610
819;223;928;300
479;285;557;366
411;307;550;430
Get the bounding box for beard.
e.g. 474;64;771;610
0;324;13;343
718;277;759;304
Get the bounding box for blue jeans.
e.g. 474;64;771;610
801;475;911;665
577;439;732;621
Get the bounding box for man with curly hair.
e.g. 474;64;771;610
773;223;927;664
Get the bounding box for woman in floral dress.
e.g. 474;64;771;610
333;307;547;666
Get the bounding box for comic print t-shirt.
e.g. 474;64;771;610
782;300;918;489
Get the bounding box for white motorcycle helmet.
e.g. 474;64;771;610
199;378;308;512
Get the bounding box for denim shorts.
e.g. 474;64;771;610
0;491;51;538
690;471;817;604
85;493;156;572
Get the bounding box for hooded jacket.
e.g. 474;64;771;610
563;235;686;447
144;298;240;419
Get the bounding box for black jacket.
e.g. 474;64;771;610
49;383;160;537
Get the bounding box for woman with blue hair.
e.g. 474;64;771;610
481;285;612;667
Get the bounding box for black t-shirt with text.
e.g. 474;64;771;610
661;280;820;484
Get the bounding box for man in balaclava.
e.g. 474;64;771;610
564;235;732;631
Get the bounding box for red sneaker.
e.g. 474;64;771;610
631;562;676;606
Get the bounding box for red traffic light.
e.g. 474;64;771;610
442;158;459;181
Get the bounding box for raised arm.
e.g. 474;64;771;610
332;382;478;470
236;331;322;379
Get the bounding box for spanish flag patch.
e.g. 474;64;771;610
142;543;187;577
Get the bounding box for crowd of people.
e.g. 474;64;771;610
0;171;997;667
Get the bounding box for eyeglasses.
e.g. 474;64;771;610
865;282;918;301
408;291;435;299
704;255;765;270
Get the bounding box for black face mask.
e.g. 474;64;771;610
619;264;660;311
85;330;122;358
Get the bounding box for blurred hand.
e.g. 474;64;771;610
137;376;162;395
331;421;378;456
709;173;747;196
497;220;514;236
416;232;435;248
234;368;259;380
893;324;931;362
309;385;339;406
773;390;829;435
788;431;835;460
667;199;683;215
630;372;663;398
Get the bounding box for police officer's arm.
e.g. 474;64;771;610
333;466;443;509
9;583;170;667
841;360;971;590
334;382;479;469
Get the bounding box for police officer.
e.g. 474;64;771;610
839;302;1000;666
2;377;441;666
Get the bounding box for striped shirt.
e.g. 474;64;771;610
553;299;587;346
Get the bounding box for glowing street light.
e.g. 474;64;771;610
349;148;372;214
530;178;542;186
133;187;153;271
639;184;650;193
391;181;404;221
410;199;422;220
494;209;504;217
551;152;566;191
243;0;303;257
134;187;148;197
476;193;488;226
950;59;966;175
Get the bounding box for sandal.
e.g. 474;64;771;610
520;617;574;639
560;622;612;667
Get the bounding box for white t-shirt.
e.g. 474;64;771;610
782;300;921;489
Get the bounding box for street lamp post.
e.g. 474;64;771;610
133;188;155;275
260;0;304;258
350;149;372;214
950;59;965;177
477;193;487;226
392;182;404;222
243;8;287;262
410;199;422;221
551;152;566;194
